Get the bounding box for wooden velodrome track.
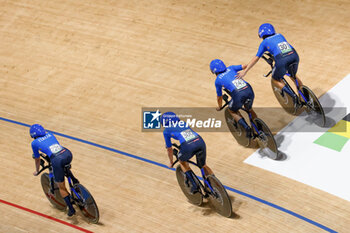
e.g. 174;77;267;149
0;0;350;232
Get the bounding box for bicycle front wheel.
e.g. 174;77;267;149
300;85;326;127
253;118;279;160
72;184;100;224
206;175;232;217
40;173;66;210
175;165;203;206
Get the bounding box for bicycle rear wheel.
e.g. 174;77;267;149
206;175;232;217
175;165;203;206
300;85;326;127
72;184;99;224
271;79;297;115
253;118;279;160
224;108;250;147
40;173;66;210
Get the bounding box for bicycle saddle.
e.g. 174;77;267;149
287;62;298;78
243;99;252;110
64;164;72;172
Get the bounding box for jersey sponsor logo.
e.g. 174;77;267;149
143;110;161;129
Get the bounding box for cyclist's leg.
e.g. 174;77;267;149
179;160;191;173
245;84;257;120
179;143;198;193
272;72;297;103
52;150;75;216
227;108;243;122
228;91;252;137
273;53;298;102
287;53;303;89
194;137;213;177
179;161;198;193
249;109;257;120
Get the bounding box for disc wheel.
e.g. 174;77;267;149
271;79;297;115
225;108;250;147
175;165;203;206
72;184;100;224
40;173;66;210
206;175;232;217
300;85;326;127
253;118;279;160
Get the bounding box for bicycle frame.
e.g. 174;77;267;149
171;144;216;195
38;154;83;202
222;89;260;137
262;52;309;104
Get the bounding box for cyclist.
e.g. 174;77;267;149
30;124;76;217
210;59;257;138
236;23;303;106
161;112;213;193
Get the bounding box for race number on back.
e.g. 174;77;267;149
180;129;197;142
50;144;63;154
278;42;292;54
232;79;247;90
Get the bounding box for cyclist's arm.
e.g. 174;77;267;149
215;79;223;110
33;158;40;176
236;56;260;78
166;147;174;167
246;56;260;72
31;141;41;176
163;131;174;167
216;96;223;111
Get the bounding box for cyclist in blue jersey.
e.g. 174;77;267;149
161;112;213;193
210;59;257;138
30;124;76;217
236;23;303;106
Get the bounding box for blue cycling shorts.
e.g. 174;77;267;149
178;136;206;168
51;148;73;182
272;49;299;80
228;83;255;112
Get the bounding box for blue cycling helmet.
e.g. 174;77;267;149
160;112;180;126
30;124;46;138
210;59;227;74
258;23;275;38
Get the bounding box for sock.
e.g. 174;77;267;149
185;171;197;190
282;86;297;100
63;196;74;211
238;118;252;137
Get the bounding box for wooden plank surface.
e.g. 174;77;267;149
0;0;349;232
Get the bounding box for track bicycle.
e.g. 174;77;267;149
219;91;279;160
172;143;232;217
262;52;326;126
37;154;99;223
